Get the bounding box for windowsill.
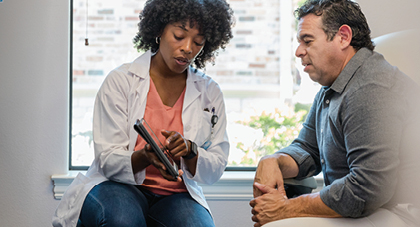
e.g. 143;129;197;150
51;171;324;201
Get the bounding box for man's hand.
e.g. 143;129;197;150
253;155;285;198
250;182;342;227
253;153;299;197
250;182;289;227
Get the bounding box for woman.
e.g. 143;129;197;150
52;0;234;226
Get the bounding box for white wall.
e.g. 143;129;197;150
0;0;69;226
0;0;418;226
357;0;420;38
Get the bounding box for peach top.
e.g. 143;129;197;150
134;78;187;195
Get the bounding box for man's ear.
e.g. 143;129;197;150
338;25;352;49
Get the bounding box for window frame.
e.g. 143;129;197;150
67;0;257;171
68;0;313;172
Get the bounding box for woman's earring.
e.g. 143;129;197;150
155;37;160;44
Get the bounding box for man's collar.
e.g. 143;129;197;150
330;48;372;94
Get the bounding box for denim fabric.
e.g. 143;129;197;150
77;181;214;227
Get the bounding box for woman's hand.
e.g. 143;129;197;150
161;130;197;175
161;130;190;158
132;144;183;182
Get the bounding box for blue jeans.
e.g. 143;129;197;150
77;181;215;227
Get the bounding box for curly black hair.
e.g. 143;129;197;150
295;0;375;51
133;0;235;69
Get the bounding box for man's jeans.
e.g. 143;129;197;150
77;181;215;227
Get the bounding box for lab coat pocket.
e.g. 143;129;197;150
197;111;213;148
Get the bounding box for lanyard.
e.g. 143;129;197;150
201;107;218;150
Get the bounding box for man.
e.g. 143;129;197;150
249;0;420;226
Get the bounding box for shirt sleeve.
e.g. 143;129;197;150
278;90;322;179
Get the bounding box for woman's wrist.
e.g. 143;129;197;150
183;140;197;159
131;148;151;174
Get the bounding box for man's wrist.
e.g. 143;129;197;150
276;153;299;179
288;192;341;218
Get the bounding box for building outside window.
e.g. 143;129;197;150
70;0;320;170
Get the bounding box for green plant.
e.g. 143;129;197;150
234;103;310;166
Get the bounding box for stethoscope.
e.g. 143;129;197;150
201;107;218;150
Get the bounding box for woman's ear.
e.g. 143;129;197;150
338;25;353;49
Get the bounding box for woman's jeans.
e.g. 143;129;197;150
77;181;215;227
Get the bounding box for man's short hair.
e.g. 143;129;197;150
295;0;375;51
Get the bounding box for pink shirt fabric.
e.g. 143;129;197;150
134;78;187;195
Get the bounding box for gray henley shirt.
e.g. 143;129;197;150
279;48;420;217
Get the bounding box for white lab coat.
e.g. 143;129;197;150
52;50;230;227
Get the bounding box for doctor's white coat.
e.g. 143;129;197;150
52;50;230;227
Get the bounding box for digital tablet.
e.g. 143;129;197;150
134;118;179;179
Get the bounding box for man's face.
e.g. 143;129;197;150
295;14;344;86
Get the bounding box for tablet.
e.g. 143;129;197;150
134;118;179;179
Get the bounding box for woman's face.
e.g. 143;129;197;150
156;21;205;75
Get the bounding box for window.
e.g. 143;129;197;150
70;0;320;170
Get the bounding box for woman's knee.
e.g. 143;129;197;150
148;193;214;227
79;181;149;227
